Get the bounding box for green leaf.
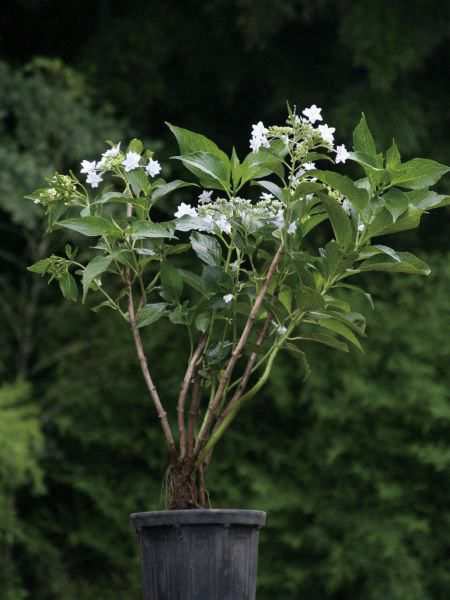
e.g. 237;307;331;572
319;194;353;249
297;331;349;352
389;159;450;190
358;244;401;263
127;169;150;195
301;213;328;236
334;283;375;310
202;265;232;294
315;317;363;352
348;151;385;188
58;217;118;237
130;221;177;240
128;138;144;154
172;152;230;191
136;303;167;328
95;191;129;205
382;188;410;221
195;313;210;333
231;147;241;189
152;180;196;203
314;171;369;211
178;269;208;295
292;182;324;196
82;255;112;302
357;251;430;275
353;113;377;157
166;123;229;163
28;258;52;274
279;287;293;313
406;190;450;210
295;286;325;311
386;139;401;169
175;215;215;232
58;272;78;302
241;149;284;184
160;263;183;302
254;180;284;200
348;151;384;173
190;232;222;266
165;243;191;256
169;305;190;325
367;205;424;237
382;206;423;235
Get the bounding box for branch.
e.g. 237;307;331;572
197;313;304;464
194;243;283;457
187;376;201;459
197;342;282;464
178;335;207;459
215;315;271;430
127;282;177;457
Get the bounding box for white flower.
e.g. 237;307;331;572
98;143;122;170
276;324;288;335
335;144;350;164
146;158;161;177
122;151;141;172
342;199;352;215
289;172;300;187
199;215;215;232
260;192;274;201
80;160;97;175
318;124;336;146
249;121;270;153
223;294;234;304
216;215;232;234
175;202;198;218
86;171;103;188
302;104;323;124
303;162;316;171
198;190;213;204
273;209;285;229
102;143;121;159
287;222;298;235
358;223;366;232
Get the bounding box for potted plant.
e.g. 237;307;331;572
27;105;449;599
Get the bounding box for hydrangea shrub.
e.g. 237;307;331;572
28;105;449;508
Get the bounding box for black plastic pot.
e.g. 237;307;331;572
130;509;266;600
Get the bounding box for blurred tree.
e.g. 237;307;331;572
0;381;43;600
0;58;125;596
0;57;124;379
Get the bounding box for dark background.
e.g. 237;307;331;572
1;1;449;598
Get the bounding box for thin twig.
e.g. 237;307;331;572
194;243;283;458
178;335;207;459
214;315;272;431
128;282;177;457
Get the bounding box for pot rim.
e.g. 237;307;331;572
130;508;266;528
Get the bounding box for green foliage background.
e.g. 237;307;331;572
0;1;449;597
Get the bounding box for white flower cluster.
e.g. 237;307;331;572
174;190;299;238
249;121;270;153
80;143;162;188
249;104;349;165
